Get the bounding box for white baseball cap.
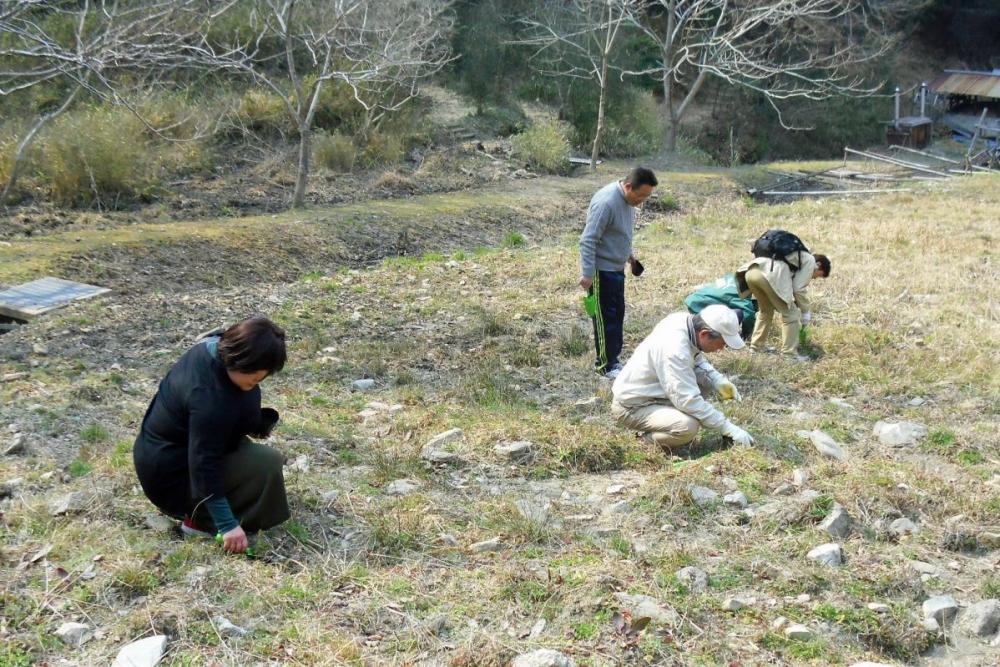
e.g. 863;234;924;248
699;304;745;349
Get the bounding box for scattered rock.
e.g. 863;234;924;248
528;617;546;639
469;537;502;553
773;483;796;496
144;514;175;532
613;592;679;625
828;397;855;412
573;396;602;414
3;433;26;456
908;560;942;577
288;454;310;473
512;649;575;667
784;624;814;640
721;597;744;612
676;567;708;594
437;533;459;547
806;543;843;566
320;489;340;504
889;517;919;538
908;396;926;406
797;430;846;460
32;343;48;356
922;595;959;626
723;491;748;508
688;485;719;507
1;477;24;497
351;378;376;392
419;613;449;636
385;479;422;496
54;621;92;646
494;441;535;464
515;499;551;525
792;468;809;486
112;635;168;667
873;420;927;446
958;599;1000;637
819;505;853;539
50;490;108;516
421;428;463;464
721;476;740;491
605;500;631;514
214;616;248;637
606;484;626;495
867;603;891;613
771;616;788;630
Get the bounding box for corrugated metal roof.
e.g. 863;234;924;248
929;72;1000;99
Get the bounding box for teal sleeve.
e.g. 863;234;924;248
204;496;239;534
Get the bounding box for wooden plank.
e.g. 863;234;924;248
748;166;840;196
0;277;110;320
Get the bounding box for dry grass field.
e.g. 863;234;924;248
1;159;998;666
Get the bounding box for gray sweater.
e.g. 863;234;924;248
579;181;636;277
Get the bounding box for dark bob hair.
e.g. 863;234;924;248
217;317;287;374
814;253;832;278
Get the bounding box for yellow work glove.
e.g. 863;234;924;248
716;379;742;402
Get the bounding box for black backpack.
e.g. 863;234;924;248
751;229;809;272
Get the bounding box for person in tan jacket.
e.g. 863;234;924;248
736;252;830;358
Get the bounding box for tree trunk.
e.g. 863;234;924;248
292;122;311;209
1;85;80;206
590;52;609;170
663;72;678;152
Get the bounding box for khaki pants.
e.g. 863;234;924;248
745;267;800;354
611;374;714;450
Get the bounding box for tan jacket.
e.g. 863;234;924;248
737;252;816;311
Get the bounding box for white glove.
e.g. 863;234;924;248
722;421;754;446
716;379;742;402
801;311;812;326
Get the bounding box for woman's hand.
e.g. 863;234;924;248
221;525;248;553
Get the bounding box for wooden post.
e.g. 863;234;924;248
894;87;900;130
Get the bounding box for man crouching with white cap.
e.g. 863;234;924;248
611;304;754;450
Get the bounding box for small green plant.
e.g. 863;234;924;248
284;520;312;543
67;459;93;478
573;620;600;640
235;89;293;135
511;120;570;174
114;564;160;598
501;232;526;249
559;324;590;357
956;449;984;466
610;535;631;557
80;423;109;444
807;494;835;521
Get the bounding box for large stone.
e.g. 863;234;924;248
112;635;168;667
688;485;719;508
213;616;248;637
385;479;422;496
469;537;502;553
818;505;853;539
798;430;846;460
613;592;679;625
889;517;919;538
806;543;843;566
792;468;809;487
784;623;814;640
3;432;26;456
54;622;92;646
144;514;175;532
723;491;749;508
573;396;602;414
495;441;535;464
873;421;927;446
922;595;959;626
351;378;376;392
958;599;1000;637
676;567;708;594
50;490;108;516
512;649;575;667
424;428;463;449
515;499;551;525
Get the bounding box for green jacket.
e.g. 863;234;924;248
684;273;756;339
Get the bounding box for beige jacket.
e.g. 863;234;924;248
737;251;816;311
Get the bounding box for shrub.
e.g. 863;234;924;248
313;131;356;171
587;89;664;158
360;131;403;168
236;89;293;135
39;107;163;207
512;119;570;174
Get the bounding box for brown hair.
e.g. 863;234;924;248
814;254;831;277
217;317;287;374
624;166;658;188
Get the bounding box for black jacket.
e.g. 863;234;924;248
133;340;264;510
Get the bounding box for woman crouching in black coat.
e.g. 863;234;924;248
134;317;289;553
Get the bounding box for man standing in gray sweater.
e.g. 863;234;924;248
579;166;658;378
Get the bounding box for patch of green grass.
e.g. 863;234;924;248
982;576;1000;599
955;449;984;466
806;494;835;521
921;428;957;454
0;644;34;667
80;423;109;444
501;232;526;249
113;564;160;598
573;620;600;640
108;440;133;469
284;520;312;543
559;324;590;357
67;459;93;478
610;535;631;557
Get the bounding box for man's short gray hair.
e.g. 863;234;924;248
692;314;723;341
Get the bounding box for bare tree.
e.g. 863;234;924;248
623;0;899;151
517;0;637;170
0;0;238;204
210;0;454;208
